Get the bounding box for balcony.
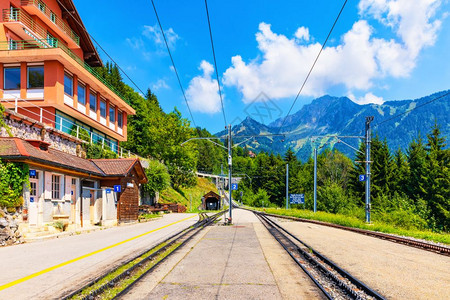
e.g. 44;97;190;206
20;0;80;47
0;39;130;107
2;8;49;44
3;6;79;49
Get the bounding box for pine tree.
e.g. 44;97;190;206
406;135;427;202
348;141;366;205
424;122;450;231
392;148;409;195
370;135;394;199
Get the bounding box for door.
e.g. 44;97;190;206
70;178;77;224
29;174;39;226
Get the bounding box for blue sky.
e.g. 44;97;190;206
75;0;450;133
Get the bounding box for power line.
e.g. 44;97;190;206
276;0;348;133
56;0;146;97
150;0;197;128
204;0;227;126
373;90;450;129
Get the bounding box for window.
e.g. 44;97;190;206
64;72;73;96
92;129;105;144
71;178;76;185
118;110;123;128
50;12;56;23
77;82;86;105
55;110;75;134
4;67;21;90
30;182;37;197
8;40;17;50
38;1;46;12
109;105;115;123
27;66;44;89
46;32;57;47
100;100;106;118
51;175;61;199
89;91;97;111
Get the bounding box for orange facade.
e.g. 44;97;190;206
0;0;135;144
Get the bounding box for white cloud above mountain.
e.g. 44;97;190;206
186;61;222;114
222;0;443;105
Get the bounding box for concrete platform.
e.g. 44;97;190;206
147;209;282;299
124;209;322;299
0;213;198;299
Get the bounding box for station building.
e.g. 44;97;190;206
0;0;148;233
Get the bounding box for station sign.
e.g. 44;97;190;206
29;170;36;177
359;175;366;181
113;185;121;193
231;183;238;190
289;193;305;204
106;188;112;194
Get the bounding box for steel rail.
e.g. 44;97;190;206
256;212;385;300
260;211;450;257
62;211;224;300
259;212;385;299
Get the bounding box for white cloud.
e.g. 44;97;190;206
223;0;443;103
143;24;179;49
126;37;144;50
186;61;222;114
152;79;170;91
348;92;384;104
295;27;310;41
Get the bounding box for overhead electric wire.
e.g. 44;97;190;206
57;0;198;127
373;90;450;129
204;0;228;127
150;0;197;127
56;0;146;97
276;0;348;133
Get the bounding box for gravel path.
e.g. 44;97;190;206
276;219;450;299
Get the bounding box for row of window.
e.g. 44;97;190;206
55;111;119;153
64;73;123;127
4;66;44;90
3;65;123;129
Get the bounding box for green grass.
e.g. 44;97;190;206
98;242;181;300
138;213;161;221
258;207;450;245
70;242;169;300
160;178;218;213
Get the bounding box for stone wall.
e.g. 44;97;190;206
1;110;84;157
0;208;24;246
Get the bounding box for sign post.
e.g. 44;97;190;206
289;193;305;205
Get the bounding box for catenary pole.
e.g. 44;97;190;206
365;116;374;223
286;163;289;209
314;147;317;213
228;125;232;222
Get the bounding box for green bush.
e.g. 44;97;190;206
84;143;118;159
0;160;29;210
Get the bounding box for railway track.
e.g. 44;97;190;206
63;211;224;300
258;211;450;257
255;212;385;300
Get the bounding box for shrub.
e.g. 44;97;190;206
0;160;28;210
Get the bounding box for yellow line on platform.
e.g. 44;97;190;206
0;215;196;291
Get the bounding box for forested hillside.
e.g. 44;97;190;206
232;123;449;232
95;63;224;192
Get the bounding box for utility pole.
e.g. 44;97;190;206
313;147;317;213
286;163;289;209
365;116;374;223
227;125;232;223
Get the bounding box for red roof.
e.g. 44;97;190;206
0;137;103;175
0;138;147;183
